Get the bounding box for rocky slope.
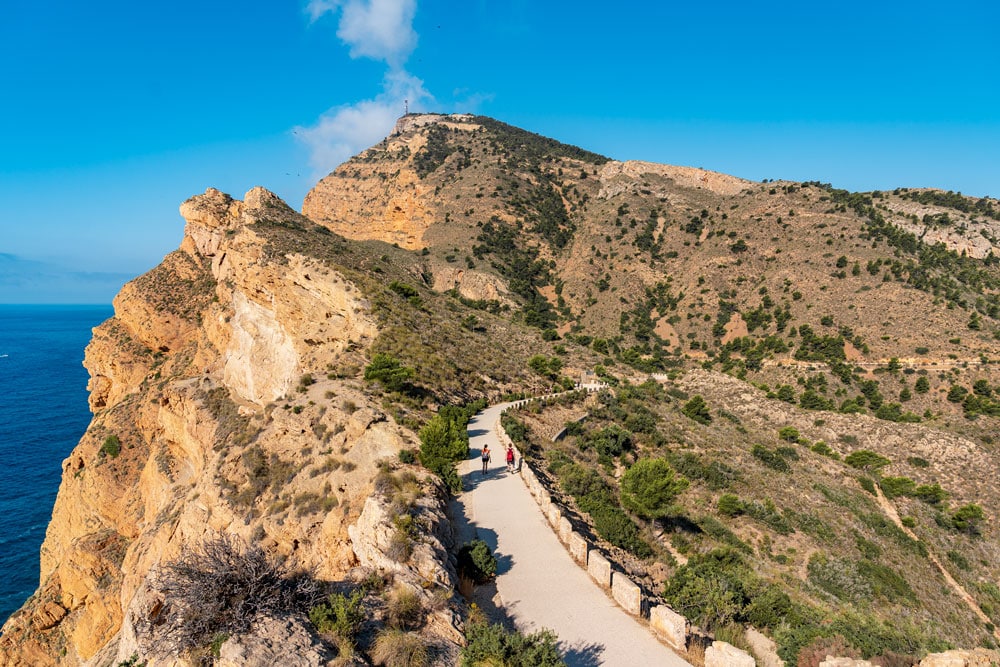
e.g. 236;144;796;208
3;113;1000;665
0;186;498;666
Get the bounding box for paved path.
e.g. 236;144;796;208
455;402;691;667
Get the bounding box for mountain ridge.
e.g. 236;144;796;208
2;114;1000;665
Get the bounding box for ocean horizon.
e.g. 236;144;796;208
0;303;113;625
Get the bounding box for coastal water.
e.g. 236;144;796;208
0;304;112;624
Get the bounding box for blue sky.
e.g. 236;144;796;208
2;0;998;303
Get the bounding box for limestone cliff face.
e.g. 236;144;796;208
0;187;457;666
302;123;442;250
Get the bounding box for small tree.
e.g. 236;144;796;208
682;395;712;425
364;353;415;392
717;493;744;517
457;539;497;584
952;504;985;535
620;458;688;520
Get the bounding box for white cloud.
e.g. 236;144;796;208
296;71;431;174
306;0;417;67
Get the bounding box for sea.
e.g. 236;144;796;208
0;304;113;625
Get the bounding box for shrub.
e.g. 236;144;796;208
717;493;744;517
682;395;712;424
582;425;633;458
946;550;971;571
619;458;688;520
811;441;838;459
844;450;890;471
458;539;497;584
752;445;790;472
579;494;653;557
913;483;947;504
778;426;800;442
914;376;930;393
372;629;428;667
309;589;365;644
879;476;916;499
418;408;471;493
952;504;985;535
663;549;789;632
100;435;121;458
387;586;424;630
154;535;321;655
776;385;797;403
947;384;968;403
461;614;564;666
398;448;416;464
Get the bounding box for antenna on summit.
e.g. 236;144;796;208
404;99;409;116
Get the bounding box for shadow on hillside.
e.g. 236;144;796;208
561;640;605;667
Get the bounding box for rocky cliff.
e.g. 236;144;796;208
0;186;467;666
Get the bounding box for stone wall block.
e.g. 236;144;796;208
705;641;756;667
568;531;588;564
587;551;612;588
558;516;573;544
649;605;687;650
611;572;642;615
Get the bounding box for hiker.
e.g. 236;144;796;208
506;445;515;473
481;445;491;475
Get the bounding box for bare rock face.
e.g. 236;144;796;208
919;649;1000;667
432;266;514;306
0;187;432;666
599;160;752;199
216;615;337;667
348;476;458;589
303;144;436;250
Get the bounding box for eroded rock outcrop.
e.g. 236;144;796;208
0;187;456;666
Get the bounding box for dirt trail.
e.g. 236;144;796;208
871;483;1000;640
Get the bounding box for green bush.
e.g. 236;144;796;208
581;425;633;458
913;483;947;504
952;504;985;535
717;493;744;517
845;450;890;471
752;445;790;472
778;426;800;442
879;476;916;499
418;407;473;493
663;549;789;632
364;353;415;392
100;435;121;458
579;493;653;557
309;589;365;643
811;441;838;459
682;395;712;424
461;615;565;666
946;550;971;571
619;458;688;520
457;539;497;584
